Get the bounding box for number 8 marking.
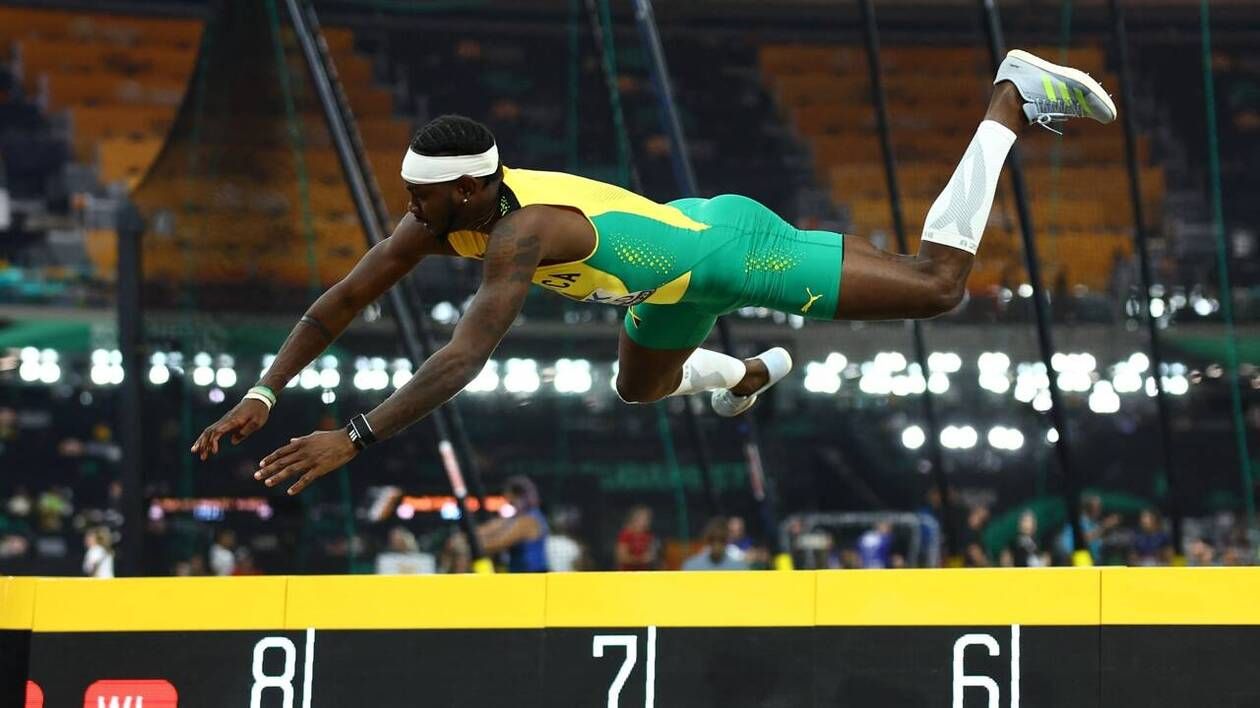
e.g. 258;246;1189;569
251;637;296;708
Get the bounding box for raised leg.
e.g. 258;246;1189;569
834;82;1026;320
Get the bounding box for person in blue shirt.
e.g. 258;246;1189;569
477;476;549;572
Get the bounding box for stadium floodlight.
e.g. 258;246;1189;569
149;365;170;385
1032;390;1052;412
874;351;907;372
321;390;336;405
1149;298;1166;318
1017;283;1033;298
38;362;60;384
431;301;457;325
215;367;237;388
928;351;962;373
391;370;411;389
1112;363;1143;394
1088;381;1121;414
859;370;892;395
320;355;339;369
18;360;40;382
192;366;214;387
825;352;847;371
988;425;1025;451
979;371;1011;394
1193;298;1214;316
319;369;340;389
1128;352;1150;373
298;368;320;390
927;372;950;395
977;351;1011;372
20;347;39;362
803;362;842;394
466;360;500;393
1165;374;1189;396
956;425;977;449
193;352;211;368
901;425;926;450
554;358;593;394
504;358;540;393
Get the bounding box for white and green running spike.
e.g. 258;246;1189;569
995;49;1117;134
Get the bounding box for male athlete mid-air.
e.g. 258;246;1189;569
191;50;1115;495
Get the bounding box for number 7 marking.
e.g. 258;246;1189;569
592;627;657;708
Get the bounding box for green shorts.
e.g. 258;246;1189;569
622;194;845;350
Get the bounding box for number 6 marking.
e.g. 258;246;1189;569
592;627;656;708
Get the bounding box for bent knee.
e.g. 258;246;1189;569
615;375;670;404
926;276;966;317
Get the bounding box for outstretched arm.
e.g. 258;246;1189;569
365;207;541;439
255;207;545;494
191;217;436;459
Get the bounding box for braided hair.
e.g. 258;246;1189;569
411;114;495;155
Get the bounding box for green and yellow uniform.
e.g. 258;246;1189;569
446;167;846;349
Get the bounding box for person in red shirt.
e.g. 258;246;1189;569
615;506;658;571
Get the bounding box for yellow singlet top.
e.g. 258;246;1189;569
443;166;715;308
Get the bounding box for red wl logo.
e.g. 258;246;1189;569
83;680;178;708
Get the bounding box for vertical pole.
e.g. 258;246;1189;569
292;0;493;524
1199;0;1255;529
589;0;721;516
631;0;790;568
977;0;1086;562
1107;0;1182;552
283;0;490;570
116;200;146;576
857;0;954;560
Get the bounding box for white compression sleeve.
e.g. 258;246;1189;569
669;348;747;397
920;120;1017;254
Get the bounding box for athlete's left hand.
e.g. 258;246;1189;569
255;429;358;495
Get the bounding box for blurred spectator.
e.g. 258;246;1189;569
1189;538;1217;566
1002;511;1049;568
727;516;752;556
615;505;658;571
209;529;237;576
1057;495;1120;563
961;505;991;567
439;532;471;574
477;476;548;572
6;486;31;519
683;517;748;571
857;522;894;569
375;526;435;574
82;527;114;578
232;547;263;576
1129;509;1173;566
545;507;584;572
36;488;71;532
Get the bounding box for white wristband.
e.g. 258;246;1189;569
243;392;274;411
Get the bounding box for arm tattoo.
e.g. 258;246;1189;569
298;314;335;342
365;209;544;440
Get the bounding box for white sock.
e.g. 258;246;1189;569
669;348;747;397
920;120;1017;254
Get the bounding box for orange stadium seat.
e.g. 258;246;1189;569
98;136;164;187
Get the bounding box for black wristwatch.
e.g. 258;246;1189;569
346;413;377;451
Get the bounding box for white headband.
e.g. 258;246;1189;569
400;144;500;184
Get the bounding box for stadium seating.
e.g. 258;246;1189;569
759;43;1164;294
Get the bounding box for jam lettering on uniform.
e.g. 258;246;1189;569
583;289;657;307
540;272;582;289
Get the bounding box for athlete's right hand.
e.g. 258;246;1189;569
190;399;271;460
